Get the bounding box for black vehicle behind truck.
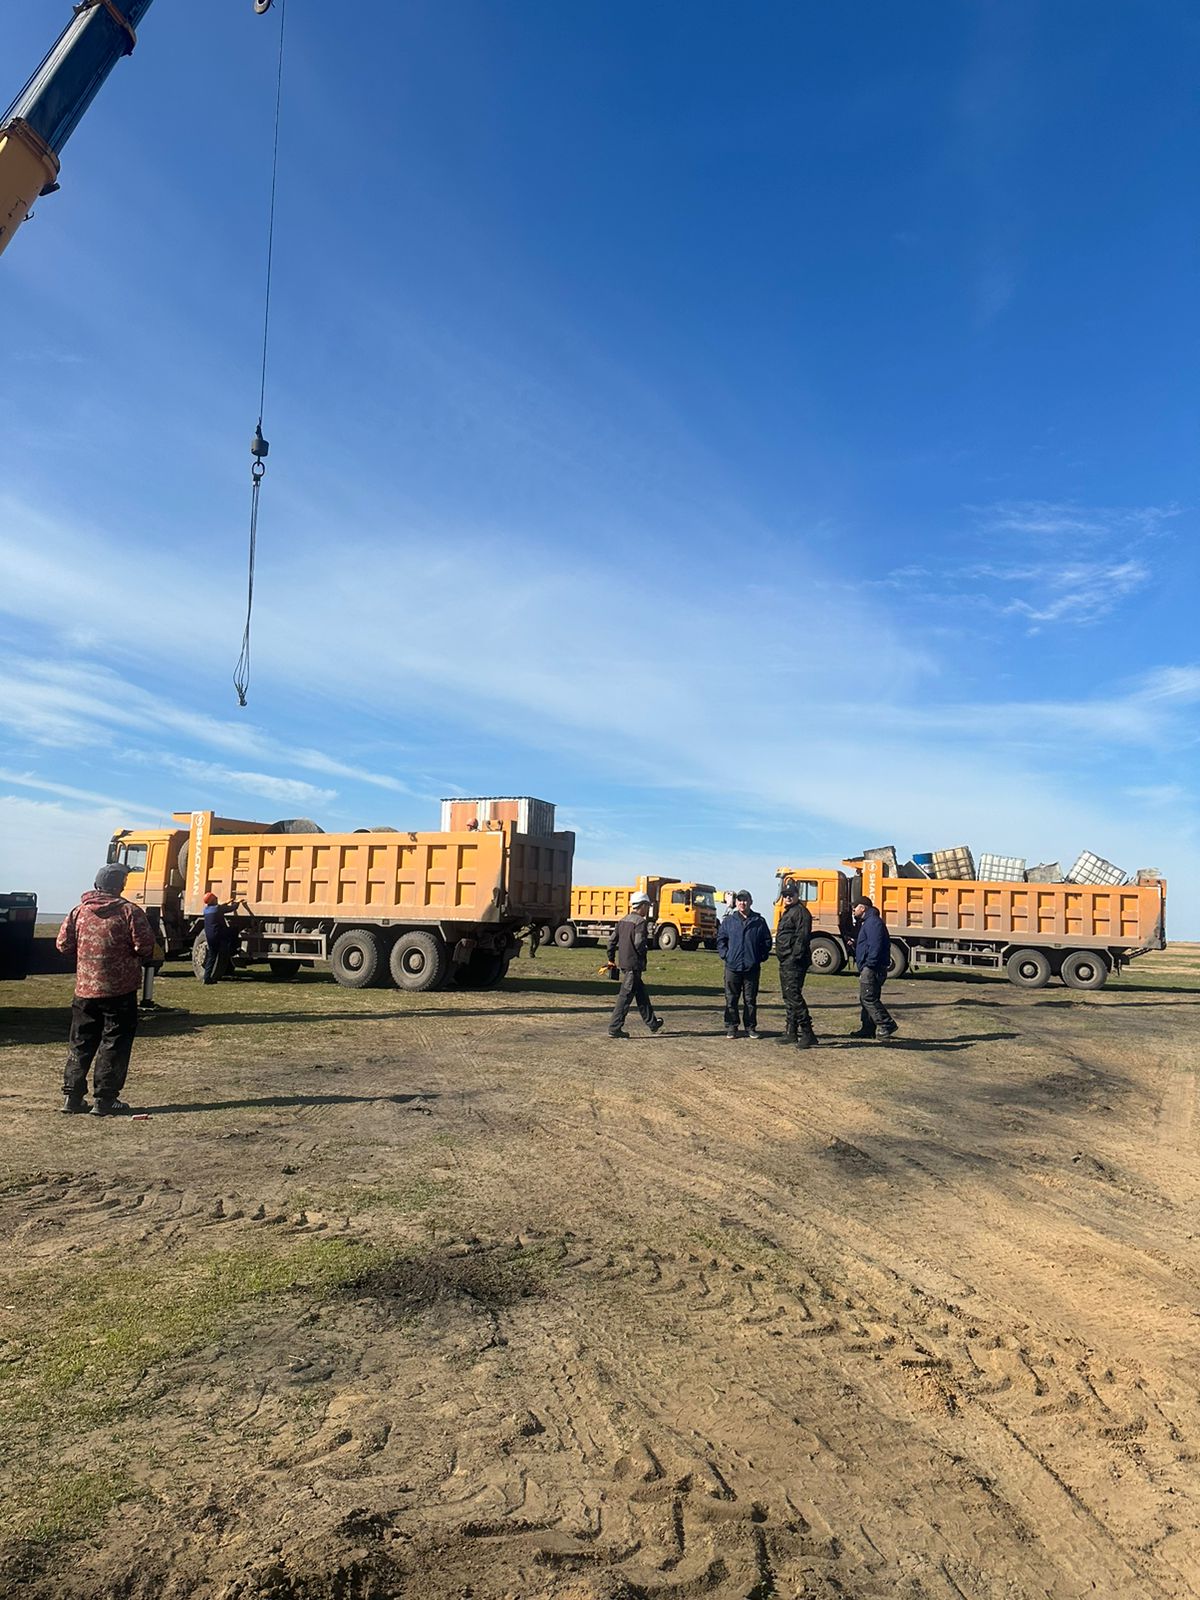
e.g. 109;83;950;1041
0;892;38;981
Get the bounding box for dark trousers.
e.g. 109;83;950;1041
203;939;231;984
609;969;657;1033
858;967;895;1035
779;960;813;1036
63;992;138;1104
723;964;761;1031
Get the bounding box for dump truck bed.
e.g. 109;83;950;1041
182;812;573;926
863;863;1166;952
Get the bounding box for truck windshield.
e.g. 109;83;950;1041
692;888;716;910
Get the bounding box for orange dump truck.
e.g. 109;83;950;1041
107;801;574;991
773;859;1166;989
550;876;719;952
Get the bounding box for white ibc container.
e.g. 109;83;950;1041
1065;851;1126;887
977;853;1026;882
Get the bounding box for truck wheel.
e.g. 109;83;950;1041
330;928;386;988
808;936;845;976
388;930;447;992
1060;950;1109;990
193;932;233;982
656;924;680;952
455;950;509;989
1006;948;1051;989
680;938;699;952
268;958;302;980
887;942;910;979
554;923;578;948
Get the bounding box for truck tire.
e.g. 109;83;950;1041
656;924;680;951
191;931;208;981
1060;950;1109;990
808;936;845;976
680;938;699;952
887;942;910;979
554;923;579;948
388;930;447;992
330;928;386;988
1006;948;1051;989
268;958;302;980
454;950;509;989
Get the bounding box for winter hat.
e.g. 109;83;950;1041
94;864;129;894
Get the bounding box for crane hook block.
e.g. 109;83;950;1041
251;424;270;460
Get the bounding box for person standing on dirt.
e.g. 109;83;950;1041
201;892;235;984
606;891;665;1039
850;897;897;1042
775;882;818;1049
716;890;773;1039
56;863;156;1116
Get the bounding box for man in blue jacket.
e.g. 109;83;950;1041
850;897;897;1042
716;890;773;1039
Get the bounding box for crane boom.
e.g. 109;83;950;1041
1;0;272;259
1;0;156;257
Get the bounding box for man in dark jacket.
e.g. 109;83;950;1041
56;864;156;1116
716;890;773;1039
851;897;897;1042
202;892;235;984
775;882;818;1048
606;892;665;1039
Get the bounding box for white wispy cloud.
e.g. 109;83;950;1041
147;755;336;810
875;500;1178;632
0;768;157;815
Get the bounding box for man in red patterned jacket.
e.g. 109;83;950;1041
56;863;156;1116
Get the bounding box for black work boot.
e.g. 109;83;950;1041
60;1095;90;1114
796;1032;818;1050
90;1098;132;1117
775;1027;798;1047
848;1027;875;1040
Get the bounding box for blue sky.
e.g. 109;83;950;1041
1;0;1197;929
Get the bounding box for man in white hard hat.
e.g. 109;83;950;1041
605;891;665;1039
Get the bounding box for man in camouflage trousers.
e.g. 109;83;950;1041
56;863;155;1116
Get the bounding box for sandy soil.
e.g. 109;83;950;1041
1;942;1198;1599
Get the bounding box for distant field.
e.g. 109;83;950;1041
1;942;1197;1598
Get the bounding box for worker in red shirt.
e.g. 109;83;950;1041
56;863;155;1116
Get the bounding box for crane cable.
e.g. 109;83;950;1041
234;0;288;708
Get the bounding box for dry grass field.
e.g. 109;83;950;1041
1;939;1198;1599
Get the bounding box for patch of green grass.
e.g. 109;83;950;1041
286;1175;458;1218
0;1234;390;1566
12;1468;143;1548
688;1224;791;1279
2;1236;387;1429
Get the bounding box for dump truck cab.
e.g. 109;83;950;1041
108;814;266;955
108;824;189;952
652;880;719;950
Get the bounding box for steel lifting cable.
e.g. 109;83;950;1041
235;0;288;708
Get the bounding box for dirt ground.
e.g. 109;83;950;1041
1;940;1198;1600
